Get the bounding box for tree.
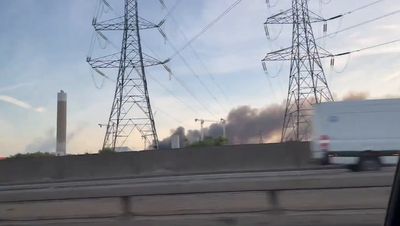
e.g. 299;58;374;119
98;147;116;154
189;136;228;148
9;152;55;159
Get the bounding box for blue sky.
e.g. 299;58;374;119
1;0;400;156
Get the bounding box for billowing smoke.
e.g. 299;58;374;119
24;129;56;153
158;126;186;149
24;126;85;153
186;129;201;143
225;104;284;144
159;92;373;147
159;103;285;148
342;92;369;101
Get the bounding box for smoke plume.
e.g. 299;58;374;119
24;129;56;153
342;92;369;101
24;125;86;153
225;104;284;143
159;103;285;148
158;126;186;149
159;92;373;148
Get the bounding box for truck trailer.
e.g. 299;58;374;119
311;98;400;171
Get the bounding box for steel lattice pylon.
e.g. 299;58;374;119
262;0;334;142
88;0;164;150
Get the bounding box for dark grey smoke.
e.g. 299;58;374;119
160;92;373;146
186;129;201;143
158;126;186;149
207;123;224;138
225;104;284;144
160;103;285;146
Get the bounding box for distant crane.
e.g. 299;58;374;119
194;118;226;141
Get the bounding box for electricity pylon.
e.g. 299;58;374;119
262;0;334;142
88;0;167;150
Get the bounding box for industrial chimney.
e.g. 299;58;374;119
56;90;67;156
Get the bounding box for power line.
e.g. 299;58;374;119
320;0;385;21
141;41;219;118
333;37;400;57
154;107;184;125
167;13;233;106
89;67;106;89
326;38;400;73
143;38;219;117
342;0;384;16
147;73;200;115
169;70;218;118
162;0;182;21
318;8;400;40
354;38;400;52
162;32;228;114
169;0;244;59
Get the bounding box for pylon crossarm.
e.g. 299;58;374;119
94;16;159;31
262;47;292;61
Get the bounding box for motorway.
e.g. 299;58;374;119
0;167;396;226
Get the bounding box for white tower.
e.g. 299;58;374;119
56;90;67;156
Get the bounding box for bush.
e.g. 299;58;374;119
189;137;228;148
98;147;116;154
9;152;55;159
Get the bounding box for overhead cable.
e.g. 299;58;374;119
318;9;400;40
169;0;244;59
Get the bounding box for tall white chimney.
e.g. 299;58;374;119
56;90;67;156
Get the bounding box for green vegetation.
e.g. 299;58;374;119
98;147;116;154
9;152;55;159
189;137;228;148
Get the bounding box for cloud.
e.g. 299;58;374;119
35;107;46;113
0;95;45;113
0;82;34;92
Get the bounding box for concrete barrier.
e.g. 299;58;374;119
0;198;121;220
0;170;392;226
130;191;271;215
279;187;391;210
0;142;311;184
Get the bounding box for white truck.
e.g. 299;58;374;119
311;99;400;171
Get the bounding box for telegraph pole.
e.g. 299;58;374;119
262;0;334;142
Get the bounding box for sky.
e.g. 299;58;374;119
0;0;400;156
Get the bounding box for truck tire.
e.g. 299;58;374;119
357;157;381;171
321;153;329;165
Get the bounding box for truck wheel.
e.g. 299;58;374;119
348;164;359;172
321;153;329;165
357;157;381;171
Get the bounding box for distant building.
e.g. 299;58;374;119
171;135;180;149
